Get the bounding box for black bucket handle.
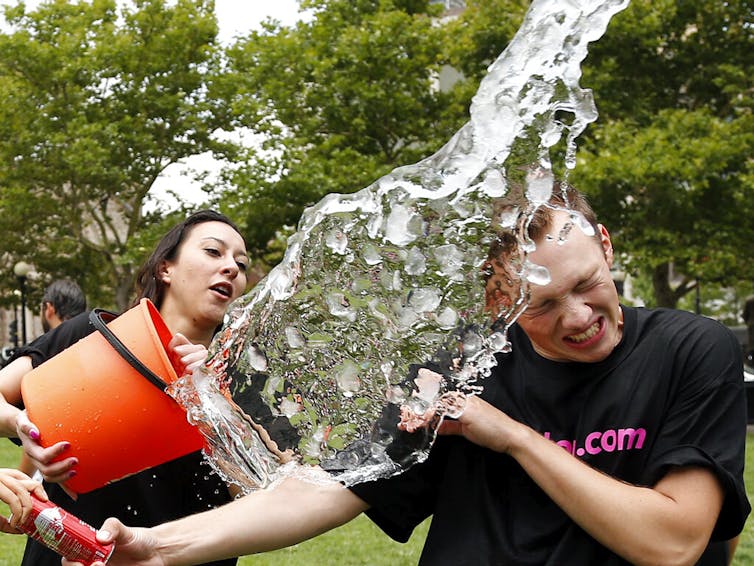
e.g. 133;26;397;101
89;308;168;393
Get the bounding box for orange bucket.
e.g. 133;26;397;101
21;298;204;494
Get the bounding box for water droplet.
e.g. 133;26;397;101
406;287;441;313
571;210;595;236
525;261;551;286
334;360;360;394
525;168;554;205
404;247;427;275
325;229;348;255
482;168;507;197
284;326;306;349
246;345;268;372
384;204;421;246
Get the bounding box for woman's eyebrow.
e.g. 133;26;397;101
201;236;249;260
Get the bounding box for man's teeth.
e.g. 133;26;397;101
569;322;599;343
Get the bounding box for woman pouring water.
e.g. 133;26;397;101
0;210;249;566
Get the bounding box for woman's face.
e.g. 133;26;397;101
160;221;249;330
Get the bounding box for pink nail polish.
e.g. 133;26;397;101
29;429;40;441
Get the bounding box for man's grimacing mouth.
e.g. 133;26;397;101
566;320;601;343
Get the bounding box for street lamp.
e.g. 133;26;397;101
13;261;32;345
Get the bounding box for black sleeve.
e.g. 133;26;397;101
647;320;750;540
348;437;448;542
11;310;95;368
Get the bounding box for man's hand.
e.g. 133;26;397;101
61;517;165;566
437;394;519;454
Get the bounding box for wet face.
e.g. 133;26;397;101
160;221;249;330
514;210;622;363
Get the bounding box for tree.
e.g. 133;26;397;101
216;0;468;255
573;0;754;308
0;0;235;309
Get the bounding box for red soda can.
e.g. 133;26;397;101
10;495;114;565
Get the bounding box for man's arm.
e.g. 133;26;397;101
440;395;723;566
0;356;32;437
65;474;369;566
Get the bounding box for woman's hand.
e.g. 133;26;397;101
0;467;47;533
168;333;208;378
16;410;77;486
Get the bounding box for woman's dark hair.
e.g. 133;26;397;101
132;210;245;309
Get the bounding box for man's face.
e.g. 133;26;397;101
41;302;52;332
490;209;623;363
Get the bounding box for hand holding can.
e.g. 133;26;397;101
10;494;114;565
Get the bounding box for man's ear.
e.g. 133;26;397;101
598;223;614;268
43;302;56;321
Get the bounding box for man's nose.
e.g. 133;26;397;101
560;296;592;329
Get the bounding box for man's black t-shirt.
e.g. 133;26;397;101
14;311;236;566
350;306;750;565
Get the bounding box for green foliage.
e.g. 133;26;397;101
575;0;754;308
443;0;528;80
1;0;752;314
575;110;754;290
218;1;471;253
0;0;231;310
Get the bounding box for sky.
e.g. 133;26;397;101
215;0;302;43
0;0;305;209
152;0;304;209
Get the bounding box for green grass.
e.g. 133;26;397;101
1;434;753;566
0;441;428;566
0;442;25;565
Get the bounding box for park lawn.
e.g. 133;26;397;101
0;441;427;565
0;435;752;566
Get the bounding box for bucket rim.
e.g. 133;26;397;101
137;298;179;385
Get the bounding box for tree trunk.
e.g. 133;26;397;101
651;262;698;310
114;269;136;313
652;263;677;308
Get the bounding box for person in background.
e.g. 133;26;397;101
743;294;754;363
15;278;87;476
40;279;87;332
56;186;749;566
0;210;249;566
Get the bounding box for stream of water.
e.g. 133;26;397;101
169;0;630;494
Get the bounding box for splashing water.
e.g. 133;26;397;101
170;0;630;493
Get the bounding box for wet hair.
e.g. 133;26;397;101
42;279;86;321
132;210;245;309
483;182;601;321
488;181;599;266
